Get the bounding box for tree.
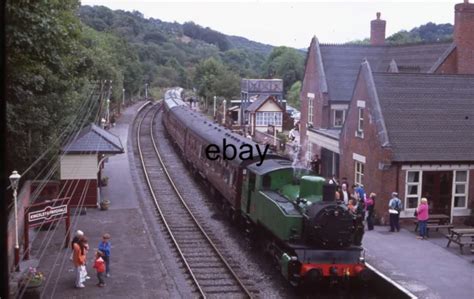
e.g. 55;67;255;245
286;81;301;110
193;58;239;109
6;0;91;176
262;47;304;94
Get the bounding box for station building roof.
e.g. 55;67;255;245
61;123;124;154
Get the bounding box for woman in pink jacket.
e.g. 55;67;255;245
416;198;429;239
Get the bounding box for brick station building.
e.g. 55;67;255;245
299;0;474;223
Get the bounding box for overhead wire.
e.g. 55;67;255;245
11;83;101;270
6;81;100;190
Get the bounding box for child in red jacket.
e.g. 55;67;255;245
93;251;106;287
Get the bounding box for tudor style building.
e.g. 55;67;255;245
299;0;474;222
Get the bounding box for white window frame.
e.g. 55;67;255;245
354;161;364;186
308;96;314;125
355;107;364;138
405;170;422;210
452;170;469;209
255;112;282;126
332;109;345;128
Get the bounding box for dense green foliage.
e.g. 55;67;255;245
79;5;271;93
387;22;453;44
6;0;91;176
286;81;302;110
349;22;453;45
262;47;305;94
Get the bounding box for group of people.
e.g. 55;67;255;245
335;182;376;231
71;230;112;288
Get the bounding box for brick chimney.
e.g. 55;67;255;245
370;12;386;46
454;0;474;73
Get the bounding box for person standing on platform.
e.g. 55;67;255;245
73;236;87;288
365;193;376;231
341;183;350;205
416;198;429;239
98;233;112;277
70;230;84;261
93;251;106;287
388;192;402;232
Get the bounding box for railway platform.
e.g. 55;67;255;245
364;225;474;299
28;102;192;298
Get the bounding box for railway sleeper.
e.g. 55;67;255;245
198;279;240;287
194;273;235;280
202;286;247;293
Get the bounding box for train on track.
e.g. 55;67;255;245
162;87;369;287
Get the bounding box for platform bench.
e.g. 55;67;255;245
446;235;474;254
426;224;454;232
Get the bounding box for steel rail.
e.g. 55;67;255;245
136;103;206;298
148;104;253;298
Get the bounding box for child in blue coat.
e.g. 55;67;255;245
98;233;111;277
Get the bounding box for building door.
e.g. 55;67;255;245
422;171;453;216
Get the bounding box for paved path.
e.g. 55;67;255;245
30;102;192;298
364;226;474;299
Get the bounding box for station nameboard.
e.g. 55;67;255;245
24;197;71;259
26;198;69;228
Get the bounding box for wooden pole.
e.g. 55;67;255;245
65;204;70;249
24;208;29;260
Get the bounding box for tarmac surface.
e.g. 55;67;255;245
26;102;192;298
364;224;474;299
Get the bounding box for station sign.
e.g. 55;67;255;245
24;197;71;259
26;198;69;227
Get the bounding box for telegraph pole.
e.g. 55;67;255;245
97;80;105;126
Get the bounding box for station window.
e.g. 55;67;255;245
356;107;364;138
256;112;282;126
405;171;421;209
333;109;345;127
308;97;314;125
354;161;364;186
454;170;468;208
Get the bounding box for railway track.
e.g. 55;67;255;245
136;103;254;298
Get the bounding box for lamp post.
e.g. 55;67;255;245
9;170;21;271
145;83;148;100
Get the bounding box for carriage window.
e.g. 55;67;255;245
262;175;272;189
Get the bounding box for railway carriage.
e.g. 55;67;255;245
162;88;368;287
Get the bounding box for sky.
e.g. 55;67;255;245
80;0;459;48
